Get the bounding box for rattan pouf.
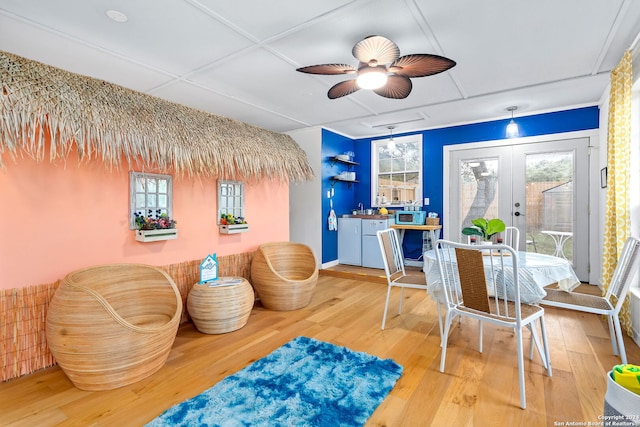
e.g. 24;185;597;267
187;277;254;334
46;263;182;391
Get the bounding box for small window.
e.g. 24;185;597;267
372;134;423;207
129;172;173;229
218;180;245;222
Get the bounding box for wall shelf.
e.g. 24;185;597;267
329;156;359;169
329;155;359;188
330;176;359;188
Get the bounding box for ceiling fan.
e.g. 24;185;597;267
296;35;456;100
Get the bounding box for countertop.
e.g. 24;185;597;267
341;214;395;220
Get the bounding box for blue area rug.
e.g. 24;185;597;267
146;336;403;427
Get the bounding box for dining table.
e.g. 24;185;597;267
423;248;581;304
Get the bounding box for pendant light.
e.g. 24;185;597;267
506;106;519;138
387;126;396;150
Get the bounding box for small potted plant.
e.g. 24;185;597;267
461;218;505;244
134;210;178;242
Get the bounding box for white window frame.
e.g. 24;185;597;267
371;134;423;208
218;180;245;222
129;172;173;229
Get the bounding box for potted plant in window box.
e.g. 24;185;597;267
134;210;178;242
219;213;249;234
461;217;505;244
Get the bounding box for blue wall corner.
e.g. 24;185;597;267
320;129;355;263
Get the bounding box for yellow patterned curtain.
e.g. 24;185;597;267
602;50;633;335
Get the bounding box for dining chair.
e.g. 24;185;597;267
434;239;552;409
541;236;640;364
504;226;520;250
377;228;428;330
526;232;538;252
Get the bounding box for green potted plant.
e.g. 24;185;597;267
462;218;505;243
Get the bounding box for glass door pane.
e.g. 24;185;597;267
450;146;512;242
524;151;574;261
459;158;500;230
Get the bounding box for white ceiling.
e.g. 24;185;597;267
1;0;639;139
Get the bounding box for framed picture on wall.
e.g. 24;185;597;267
601;167;607;188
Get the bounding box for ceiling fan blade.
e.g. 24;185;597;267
296;64;357;75
327;79;360;99
373;75;412;99
389;54;456;77
352;35;400;65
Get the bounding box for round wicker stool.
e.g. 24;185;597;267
187;278;254;334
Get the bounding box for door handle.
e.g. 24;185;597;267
514;212;525;217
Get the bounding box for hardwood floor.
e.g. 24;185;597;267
1;269;637;427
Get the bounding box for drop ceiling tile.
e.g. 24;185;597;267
185;47;375;125
0;0;253;75
423;0;626;96
196;0;357;40
0;15;173;91
151;80;307;132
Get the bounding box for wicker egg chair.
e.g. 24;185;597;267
250;242;319;311
46;263;182;391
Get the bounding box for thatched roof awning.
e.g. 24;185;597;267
0;50;313;181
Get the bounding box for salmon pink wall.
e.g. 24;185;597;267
0;150;289;289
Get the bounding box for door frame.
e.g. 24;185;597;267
443;129;600;285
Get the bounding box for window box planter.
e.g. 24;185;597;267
135;228;178;242
219;224;249;234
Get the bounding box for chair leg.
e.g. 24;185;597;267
526;321;551;373
540;317;552;377
381;284;393;330
478;320;483;353
439;311;454;373
437;302;444;347
608;315;619;356
398;287;405;315
526;324;539;362
612;315;628;364
515;328;526;409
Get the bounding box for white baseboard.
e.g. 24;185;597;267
321;259;339;269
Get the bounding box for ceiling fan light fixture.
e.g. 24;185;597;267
356;67;388;90
297;35;455;99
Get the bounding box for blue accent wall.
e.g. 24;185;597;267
321;129;355;263
321;106;599;263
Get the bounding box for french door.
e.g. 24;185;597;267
448;138;590;281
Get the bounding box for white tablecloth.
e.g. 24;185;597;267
423;250;580;304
